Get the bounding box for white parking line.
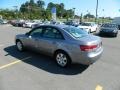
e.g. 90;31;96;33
95;85;103;90
0;56;32;70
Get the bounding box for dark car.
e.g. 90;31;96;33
65;21;79;27
11;20;25;27
15;21;25;27
99;23;118;37
118;25;120;30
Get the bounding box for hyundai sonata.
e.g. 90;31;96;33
15;25;103;67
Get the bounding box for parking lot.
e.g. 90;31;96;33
0;24;120;90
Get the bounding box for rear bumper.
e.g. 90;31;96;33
84;48;103;65
71;47;103;65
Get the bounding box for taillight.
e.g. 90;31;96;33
80;45;98;51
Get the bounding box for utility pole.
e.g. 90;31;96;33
73;8;76;20
13;6;18;19
80;13;83;24
86;10;89;22
95;0;98;23
27;5;31;19
102;9;104;24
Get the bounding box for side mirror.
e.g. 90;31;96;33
25;32;32;38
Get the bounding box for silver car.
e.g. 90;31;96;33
15;25;103;67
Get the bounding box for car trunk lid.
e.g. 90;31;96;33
77;35;102;52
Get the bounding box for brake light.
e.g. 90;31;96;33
80;45;97;51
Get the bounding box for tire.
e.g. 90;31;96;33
89;29;91;33
115;34;117;37
16;40;24;52
88;30;90;34
113;33;117;37
54;51;71;67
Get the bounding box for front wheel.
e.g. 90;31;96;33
54;51;71;67
113;33;117;37
16;40;24;52
115;34;117;37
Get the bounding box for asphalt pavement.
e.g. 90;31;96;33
0;24;120;90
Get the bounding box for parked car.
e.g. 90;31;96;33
0;19;8;24
77;22;98;33
23;21;37;28
15;25;103;67
50;20;64;25
99;23;118;37
112;17;120;30
65;20;79;27
9;20;16;25
10;20;25;27
43;21;51;25
31;22;44;29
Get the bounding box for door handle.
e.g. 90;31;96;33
34;38;39;41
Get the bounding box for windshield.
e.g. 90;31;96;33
102;24;117;28
64;27;88;38
81;23;91;26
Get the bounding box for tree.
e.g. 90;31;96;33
29;0;35;6
59;3;64;13
1;1;75;20
0;9;15;19
47;2;66;18
20;0;44;19
62;9;74;20
84;13;95;19
47;2;55;11
37;0;45;9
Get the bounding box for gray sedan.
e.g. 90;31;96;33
15;25;103;67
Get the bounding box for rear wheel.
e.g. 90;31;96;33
54;51;71;67
16;40;24;52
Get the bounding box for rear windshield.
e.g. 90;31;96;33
64;27;88;38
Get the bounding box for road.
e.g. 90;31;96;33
0;24;120;90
